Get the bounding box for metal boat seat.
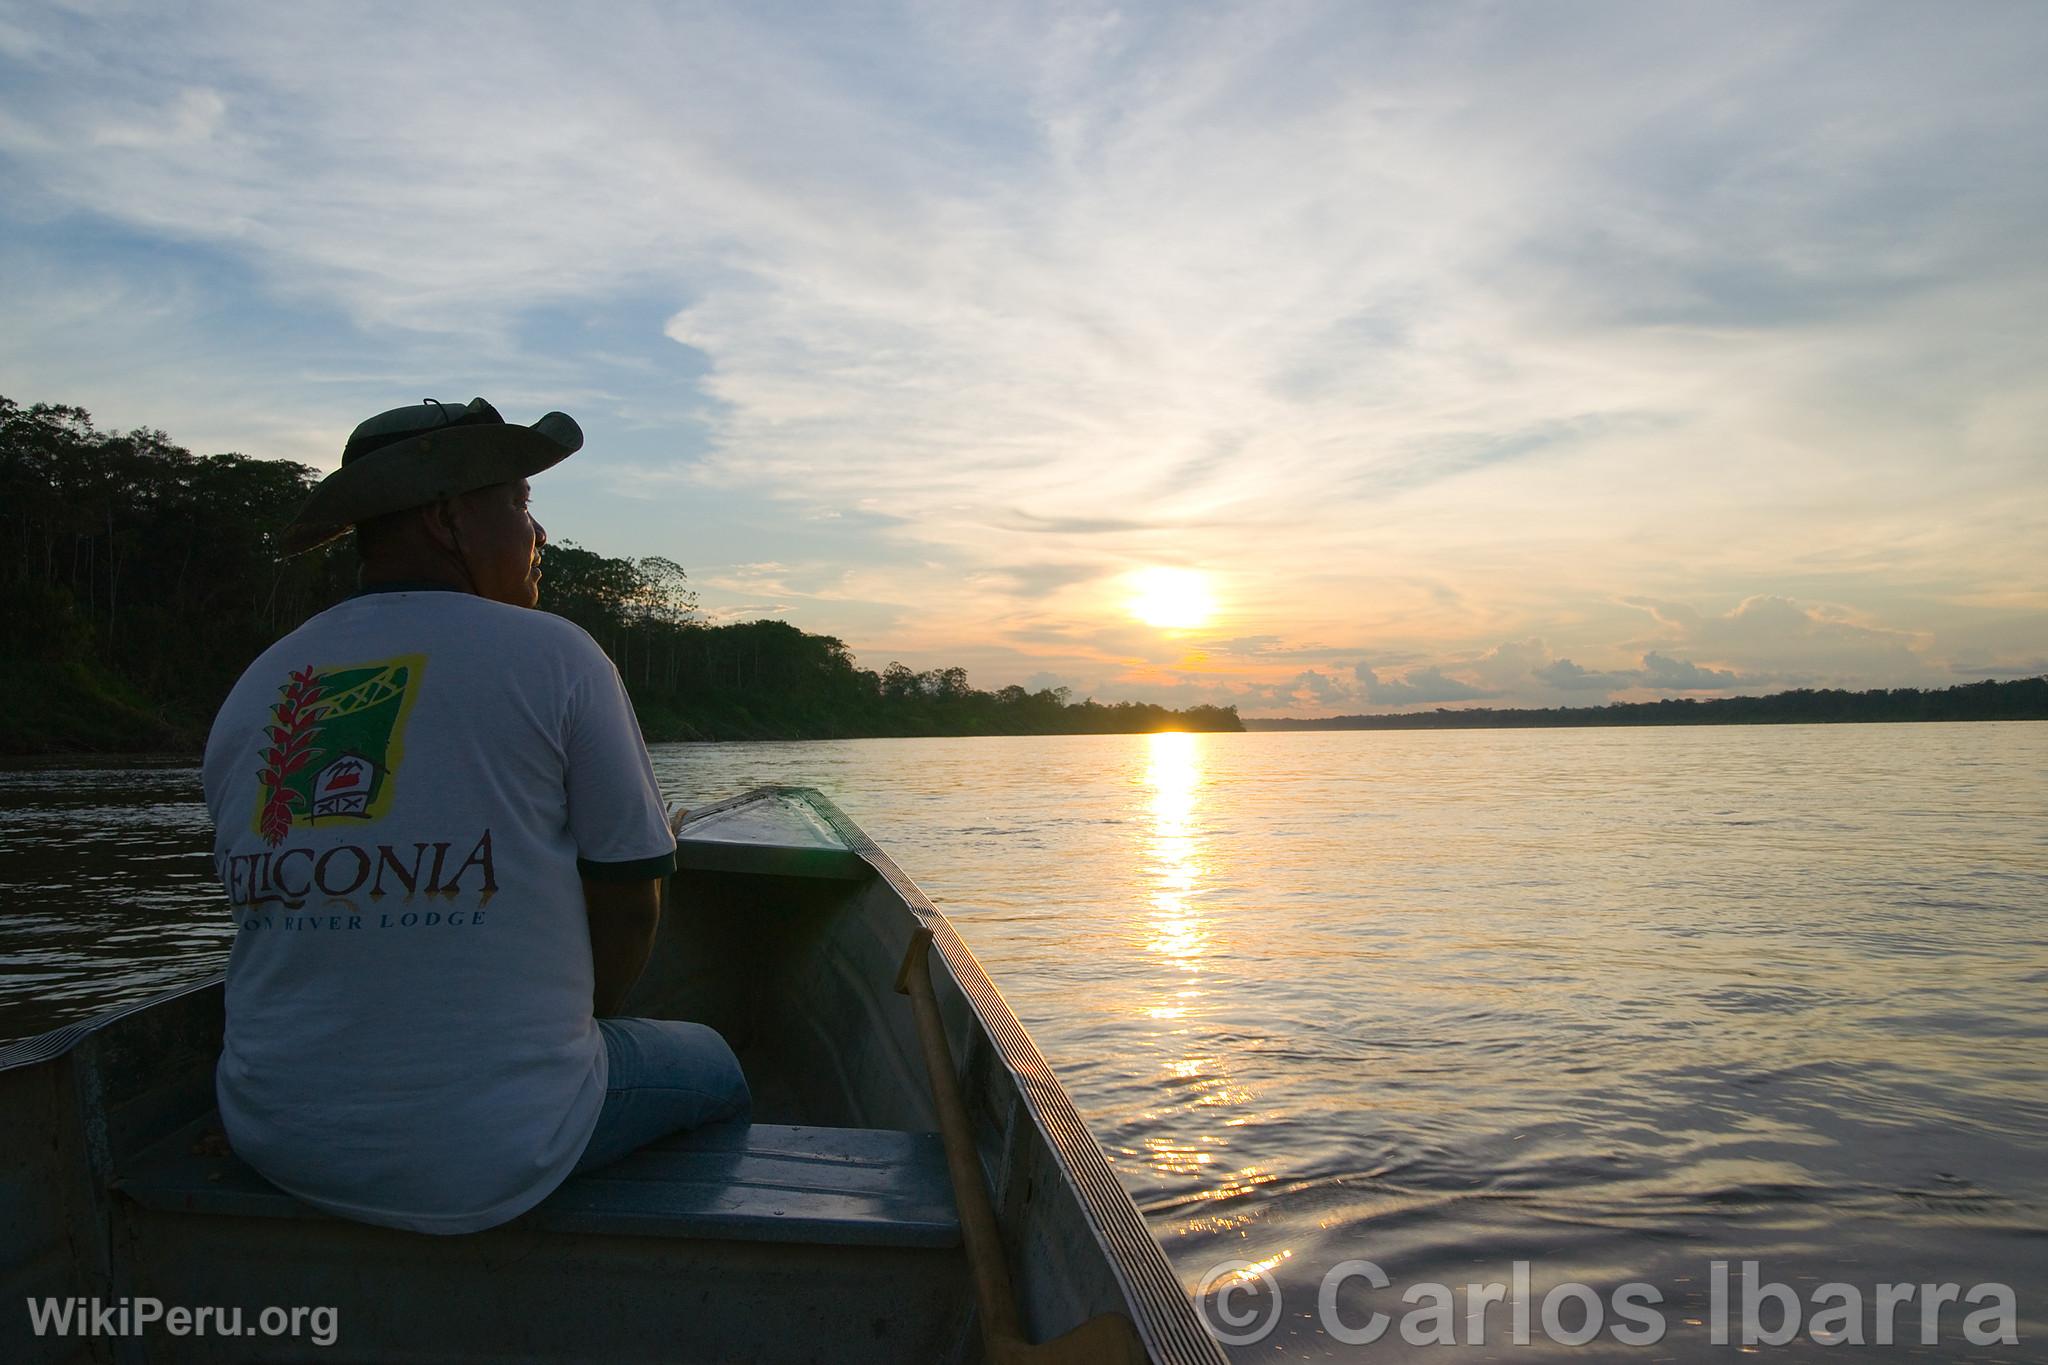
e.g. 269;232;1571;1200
117;1114;961;1249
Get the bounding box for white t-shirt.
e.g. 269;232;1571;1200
202;585;675;1234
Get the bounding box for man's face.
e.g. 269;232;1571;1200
449;480;546;608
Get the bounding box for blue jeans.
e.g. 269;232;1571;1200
571;1018;752;1174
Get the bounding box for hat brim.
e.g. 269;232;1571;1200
279;413;582;557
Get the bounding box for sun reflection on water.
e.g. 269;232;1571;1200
1135;735;1293;1254
1142;731;1210;969
1139;731;1267;1207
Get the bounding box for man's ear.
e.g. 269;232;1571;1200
421;499;461;553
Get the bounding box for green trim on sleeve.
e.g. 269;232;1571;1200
576;850;677;883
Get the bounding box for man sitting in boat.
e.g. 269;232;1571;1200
200;397;750;1234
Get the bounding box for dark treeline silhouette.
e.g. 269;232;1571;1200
1242;678;2048;731
0;395;1238;752
1;397;357;750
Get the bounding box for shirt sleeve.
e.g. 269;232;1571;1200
561;644;676;882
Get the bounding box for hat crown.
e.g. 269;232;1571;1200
280;399;581;557
343;397;504;465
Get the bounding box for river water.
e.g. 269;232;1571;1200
3;724;2044;1359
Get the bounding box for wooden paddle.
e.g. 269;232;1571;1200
895;926;1150;1364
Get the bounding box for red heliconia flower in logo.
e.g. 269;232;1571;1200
257;666;325;846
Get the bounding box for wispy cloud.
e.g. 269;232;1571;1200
2;2;2044;711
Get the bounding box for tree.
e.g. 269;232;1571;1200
635;556;698;628
881;661;919;702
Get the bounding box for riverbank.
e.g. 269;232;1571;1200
0;659;195;755
16;659;2045;755
1242;676;2048;731
0;658;1242;756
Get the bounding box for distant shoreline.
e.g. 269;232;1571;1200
0;659;1245;757
1241;677;2046;731
5;669;2040;759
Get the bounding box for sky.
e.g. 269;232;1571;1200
3;0;2044;716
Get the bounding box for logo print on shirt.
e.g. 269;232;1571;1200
253;655;426;845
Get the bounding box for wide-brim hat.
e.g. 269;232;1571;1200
279;397;583;556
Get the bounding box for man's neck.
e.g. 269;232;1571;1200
358;552;474;595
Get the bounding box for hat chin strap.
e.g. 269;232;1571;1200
439;500;483;597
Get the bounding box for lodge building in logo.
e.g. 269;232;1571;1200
311;754;381;818
254;655;426;845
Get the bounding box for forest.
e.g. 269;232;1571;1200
0;396;1239;752
1242;677;2048;730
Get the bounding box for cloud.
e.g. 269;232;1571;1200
698;563;804;598
1205;634;1286;656
999;511;1168;535
969;562;1101;598
1288;669;1358;707
1347;636;1759;710
1535;657;1632;691
1197;635;1398;663
1949;658;2048;679
1623;594;1931;685
1356;664;1496;706
90;85;224;150
1638;651;1749;692
1;4;2044;706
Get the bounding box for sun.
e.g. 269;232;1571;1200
1127;568;1215;630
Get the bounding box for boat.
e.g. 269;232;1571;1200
0;786;1226;1364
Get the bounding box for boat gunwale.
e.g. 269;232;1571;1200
0;973;224;1072
745;786;1227;1365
